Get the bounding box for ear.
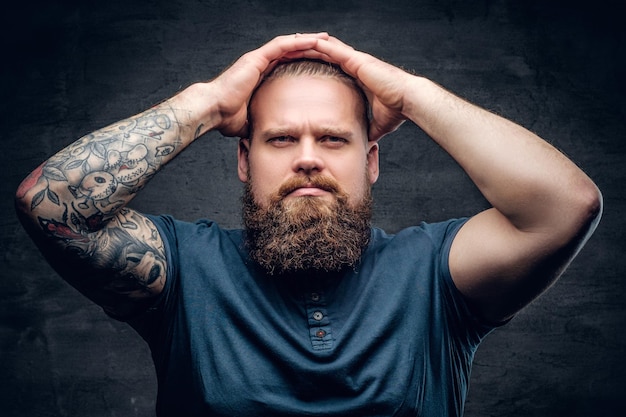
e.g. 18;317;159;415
237;138;251;183
367;141;380;184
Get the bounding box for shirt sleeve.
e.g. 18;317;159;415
123;214;180;343
146;214;179;306
433;218;506;345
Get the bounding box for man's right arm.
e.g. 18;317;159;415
14;86;216;317
14;33;329;318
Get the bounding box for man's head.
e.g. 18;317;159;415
247;59;371;140
238;59;380;275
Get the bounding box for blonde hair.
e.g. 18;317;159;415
248;59;370;138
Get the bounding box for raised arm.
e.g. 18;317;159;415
15;98;201;318
15;33;328;318
312;36;602;323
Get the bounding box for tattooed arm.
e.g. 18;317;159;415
15;34;328;317
15;99;208;317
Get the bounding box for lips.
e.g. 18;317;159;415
287;185;330;198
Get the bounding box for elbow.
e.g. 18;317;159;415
15;179;33;218
581;181;603;223
15;182;35;230
538;178;603;250
571;180;603;240
15;162;46;221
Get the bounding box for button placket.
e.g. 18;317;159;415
305;290;332;350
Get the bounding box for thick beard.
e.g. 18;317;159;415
242;175;372;276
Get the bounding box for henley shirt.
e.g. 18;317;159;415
136;215;497;416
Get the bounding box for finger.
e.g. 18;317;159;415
294;32;329;40
262;48;332;77
312;38;354;59
233;35;324;81
369;117;406;142
309;38;366;76
325;35;354;48
280;49;333;62
255;34;322;63
369;122;389;143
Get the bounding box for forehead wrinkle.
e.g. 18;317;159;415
248;75;369;142
256;125;356;141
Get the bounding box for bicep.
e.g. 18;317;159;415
449;208;571;323
96;209;167;298
30;208;167;318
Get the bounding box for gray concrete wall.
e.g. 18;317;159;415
1;0;623;416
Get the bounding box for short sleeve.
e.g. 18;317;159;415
433;218;505;345
125;214;180;343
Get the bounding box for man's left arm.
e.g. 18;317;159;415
406;76;602;323
311;36;603;323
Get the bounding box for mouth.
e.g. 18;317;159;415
286;185;332;198
279;177;339;199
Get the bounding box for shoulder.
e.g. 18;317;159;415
146;214;246;266
369;218;468;250
361;218;469;280
147;215;242;242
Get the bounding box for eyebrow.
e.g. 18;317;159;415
257;126;356;141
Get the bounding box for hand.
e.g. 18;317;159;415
306;35;412;141
209;33;330;137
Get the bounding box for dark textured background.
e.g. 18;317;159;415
1;0;624;416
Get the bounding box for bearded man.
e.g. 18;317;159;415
15;33;601;416
241;59;375;275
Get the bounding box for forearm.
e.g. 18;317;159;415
15;82;218;233
404;76;601;234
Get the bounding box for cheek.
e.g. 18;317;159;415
247;162;278;208
340;164;372;204
251;185;270;208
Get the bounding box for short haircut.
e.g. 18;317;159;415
247;59;370;139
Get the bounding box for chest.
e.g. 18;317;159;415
161;264;448;416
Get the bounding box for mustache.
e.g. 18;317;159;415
276;176;343;199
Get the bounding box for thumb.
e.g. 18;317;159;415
368;115;406;142
368;121;385;142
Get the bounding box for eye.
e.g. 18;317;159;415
321;136;348;147
267;136;295;146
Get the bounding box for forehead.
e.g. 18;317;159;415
249;76;367;136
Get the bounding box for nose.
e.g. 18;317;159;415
291;138;325;175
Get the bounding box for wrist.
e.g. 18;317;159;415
166;82;221;140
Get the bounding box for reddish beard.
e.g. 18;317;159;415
242;175;372;275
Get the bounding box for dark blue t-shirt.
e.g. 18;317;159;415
139;216;498;416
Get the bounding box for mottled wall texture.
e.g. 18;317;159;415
1;0;624;416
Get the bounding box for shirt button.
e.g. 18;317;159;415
311;293;320;302
315;329;326;338
312;311;324;321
